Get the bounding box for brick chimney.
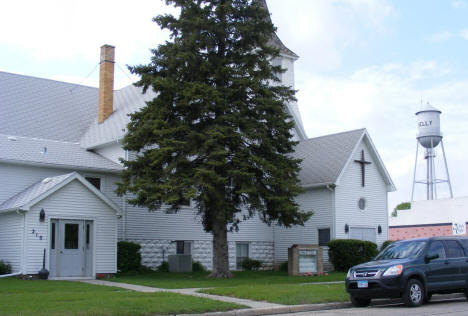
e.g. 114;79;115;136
98;44;115;123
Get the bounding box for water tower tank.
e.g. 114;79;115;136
416;103;442;148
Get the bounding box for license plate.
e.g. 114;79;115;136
357;280;368;288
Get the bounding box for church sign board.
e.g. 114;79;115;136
288;244;323;276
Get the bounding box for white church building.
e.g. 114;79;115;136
0;2;395;277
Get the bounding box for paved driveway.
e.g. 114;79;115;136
274;295;468;316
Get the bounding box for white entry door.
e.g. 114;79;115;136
50;219;93;277
59;220;84;276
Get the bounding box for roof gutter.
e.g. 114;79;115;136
0;158;122;174
302;182;335;190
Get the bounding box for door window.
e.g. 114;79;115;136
445;240;465;258
427;241;446;259
64;223;79;249
51;222;56;249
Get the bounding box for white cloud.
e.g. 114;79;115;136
427;31;453;43
0;0;175;62
452;0;467;8
268;0;393;71
461;29;468;40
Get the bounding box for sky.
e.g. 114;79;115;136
1;0;468;213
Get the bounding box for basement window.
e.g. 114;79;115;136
236;243;249;270
176;241;192;255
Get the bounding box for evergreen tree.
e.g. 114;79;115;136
116;0;312;278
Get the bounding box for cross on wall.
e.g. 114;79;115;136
354;150;371;187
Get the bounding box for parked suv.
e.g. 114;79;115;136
345;236;468;307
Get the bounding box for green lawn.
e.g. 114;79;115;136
113;270;346;289
0;278;244;316
200;283;349;305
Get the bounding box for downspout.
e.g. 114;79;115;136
327;184;336;241
122;150;128;241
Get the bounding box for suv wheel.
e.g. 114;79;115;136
403;279;424;307
350;295;371;307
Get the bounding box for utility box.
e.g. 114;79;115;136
168;254;192;272
288;244;323;276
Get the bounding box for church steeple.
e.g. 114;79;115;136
257;0;299;59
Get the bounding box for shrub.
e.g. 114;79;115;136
192;261;206;272
392;202;411;217
327;239;378;271
0;260;12;275
241;258;262;271
117;241;141;273
157;261;169;272
381;240;394;251
279;261;288;272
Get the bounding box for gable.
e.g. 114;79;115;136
336;132;395;192
293;129;365;187
0;172;121;214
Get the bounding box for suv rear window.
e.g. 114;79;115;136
445;240;465;258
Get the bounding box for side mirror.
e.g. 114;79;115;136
425;253;439;263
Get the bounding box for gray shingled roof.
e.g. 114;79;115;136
0;134;123;173
293;129;366;186
0;71;98;142
80;85;156;149
0;173;75;211
0;172;122;213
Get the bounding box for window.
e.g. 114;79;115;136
445;240;465;258
236;243;249;270
176;241;192;255
427;241;446;259
318;228;331;246
86;223;91;246
358;198;366;210
85;177;101;190
51;222;56;250
64;224;79;249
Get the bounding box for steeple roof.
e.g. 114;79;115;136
258;0;299;59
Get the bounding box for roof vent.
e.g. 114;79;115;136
7;136;17;141
42;178;52;184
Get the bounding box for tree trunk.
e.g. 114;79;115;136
209;217;233;278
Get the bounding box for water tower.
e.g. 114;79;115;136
411;102;453;201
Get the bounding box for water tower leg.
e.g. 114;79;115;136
411;141;419;203
426;147;435;200
440;140;453;198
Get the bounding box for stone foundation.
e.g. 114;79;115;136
128;239;274;271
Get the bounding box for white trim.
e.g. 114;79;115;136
0;158;122;174
7;173;122;214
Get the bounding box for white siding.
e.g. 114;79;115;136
121;201;273;242
274;188;334;263
24;180;118;274
95;143;125;165
334;140;389;247
0;212;24;273
0;163;71;204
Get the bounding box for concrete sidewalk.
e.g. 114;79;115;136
78;279;352;315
